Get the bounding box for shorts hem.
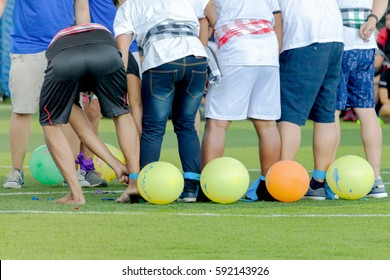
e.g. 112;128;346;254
205;114;248;121
12;109;38;114
248;114;280;120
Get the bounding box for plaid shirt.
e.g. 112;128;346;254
204;45;222;86
142;22;198;55
340;8;371;29
214;19;274;49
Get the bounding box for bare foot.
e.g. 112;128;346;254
116;185;140;203
55;193;86;205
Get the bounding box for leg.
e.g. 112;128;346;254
252;119;280;201
62;123;81;160
127;74;142;135
113;113;141;203
3;113;31;188
4;51;46;188
139;66;177;168
79;97;107;187
69;105;129;182
9;113;32;171
81;97;101;159
194;110;201;137
354;108;382;177
42;124;85;205
200;119;230;168
313;122;338;176
252;119;280;175
278;121;301;161
334;110;342;162
379;103;390;122
171;56;207;201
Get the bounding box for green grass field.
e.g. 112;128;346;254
0;102;390;260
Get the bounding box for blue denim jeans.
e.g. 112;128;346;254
141;56;207;191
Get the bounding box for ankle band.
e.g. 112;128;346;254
313;170;326;180
183;172;200;181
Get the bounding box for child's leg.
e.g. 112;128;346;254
252;119;280;201
127;74;142;135
355;107;382;178
200;119;230;168
42;125;85;205
112;113;140;203
69;105;129;183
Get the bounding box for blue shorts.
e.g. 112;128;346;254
279;42;344;126
336;49;375;110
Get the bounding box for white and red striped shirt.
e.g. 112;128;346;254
213;0;280;67
215;19;274;48
49;23;111;47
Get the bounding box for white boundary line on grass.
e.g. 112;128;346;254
0;190;121;196
1;209;390;218
2;166;390;175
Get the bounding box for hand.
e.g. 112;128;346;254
114;163;129;184
360;18;376;42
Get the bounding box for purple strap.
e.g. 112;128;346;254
76;152;95;172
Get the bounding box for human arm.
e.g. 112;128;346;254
116;34;133;70
204;0;216;28
360;0;388;41
0;0;8;18
198;17;210;46
74;0;90;25
273;11;283;53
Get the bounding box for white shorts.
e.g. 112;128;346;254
204;65;281;120
9;51;47;113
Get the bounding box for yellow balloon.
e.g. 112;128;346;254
92;144;126;182
201;157;250;204
326;155;374;200
137;161;184;204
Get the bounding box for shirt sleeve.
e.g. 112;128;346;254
268;0;281;13
113;2;135;37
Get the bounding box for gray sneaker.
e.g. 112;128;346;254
303;187;326;200
366;177;388;198
62;169;91;188
3;169;24;189
85;170;108;187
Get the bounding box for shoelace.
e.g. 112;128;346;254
7;170;23;181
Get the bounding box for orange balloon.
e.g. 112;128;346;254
265;160;309;202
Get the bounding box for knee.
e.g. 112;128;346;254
205;119;230;132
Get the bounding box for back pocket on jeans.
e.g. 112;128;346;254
150;69;178;100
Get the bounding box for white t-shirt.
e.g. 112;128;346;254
191;0;209;19
337;0;377;50
214;0;280;67
114;0;207;72
278;0;344;52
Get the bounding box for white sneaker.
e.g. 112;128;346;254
62;169;91;188
3;169;24;189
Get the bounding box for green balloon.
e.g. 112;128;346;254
30;145;63;185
